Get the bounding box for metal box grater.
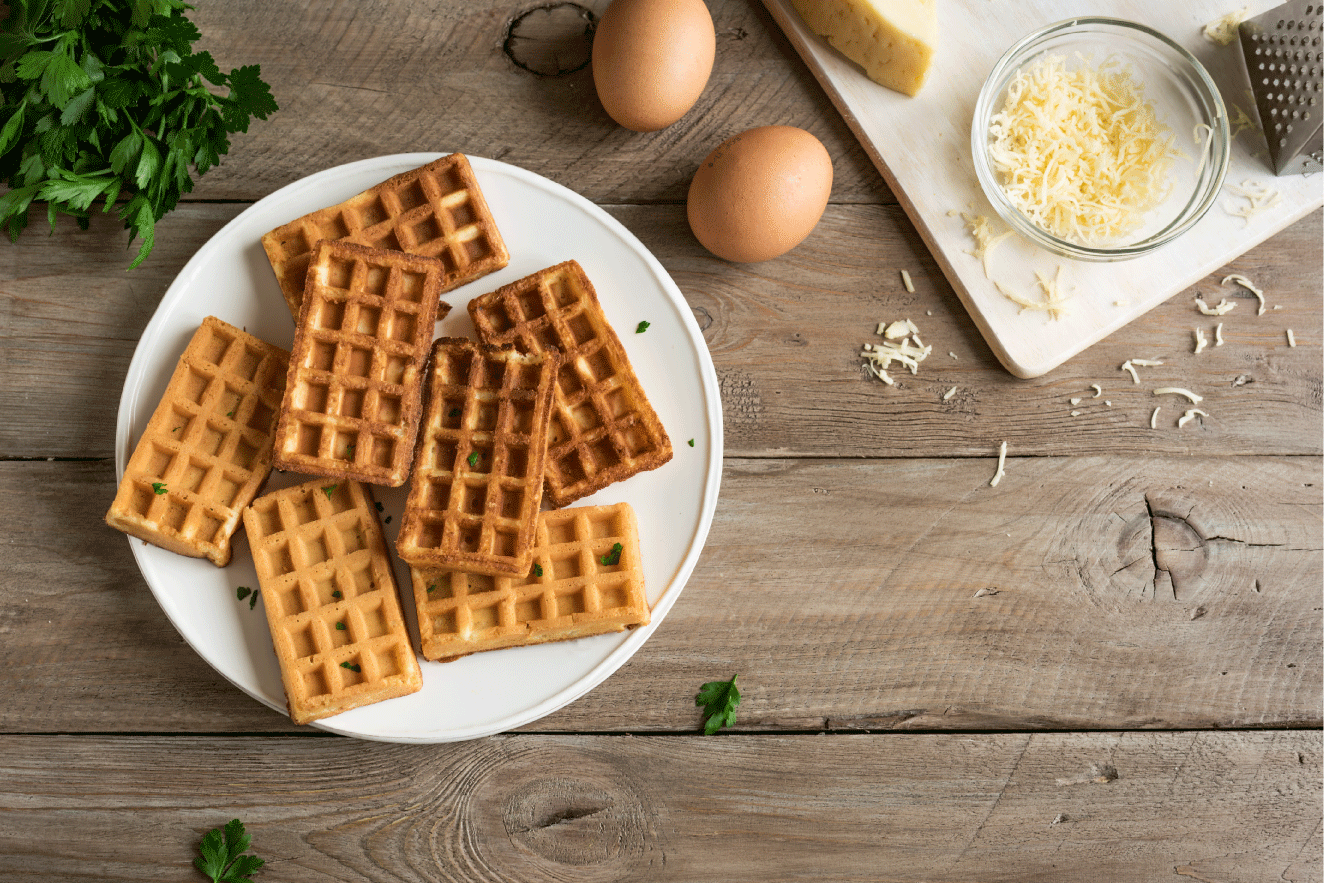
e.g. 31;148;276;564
1238;0;1324;175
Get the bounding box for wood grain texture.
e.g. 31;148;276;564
4;454;1317;734
175;0;887;204
0;204;1317;460
0;731;1318;882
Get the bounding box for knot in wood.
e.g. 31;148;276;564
503;4;596;77
503;774;649;869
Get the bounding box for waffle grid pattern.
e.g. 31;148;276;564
261;153;510;318
410;502;650;662
467;261;672;507
105;316;289;566
273;240;449;486
396;338;559;576
243;479;421;725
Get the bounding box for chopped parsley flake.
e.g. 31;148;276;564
248;590;260;610
533;563;543;577
467;451;479;467
151;482;168;495
331;590;342;599
449;408;461;418
688;438;695;447
335;622;346;631
427;584;437;593
636;320;650;333
339;661;360;673
374;502;384;512
384;515;392;524
236;587;251;601
600;542;623;566
321;484;337;499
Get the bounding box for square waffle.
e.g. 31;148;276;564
467;260;672;507
261;153;510;319
272;239;450;487
105;316;289;566
409;502;650;662
395;338;561;577
243;479;422;725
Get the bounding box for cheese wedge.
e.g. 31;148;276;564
790;0;937;97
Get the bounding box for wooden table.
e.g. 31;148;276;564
3;2;1320;880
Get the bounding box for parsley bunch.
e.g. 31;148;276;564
0;0;277;267
195;818;264;883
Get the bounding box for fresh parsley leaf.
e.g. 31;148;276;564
0;2;277;267
599;542;622;566
695;674;741;735
194;818;264;883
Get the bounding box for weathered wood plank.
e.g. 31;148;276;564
177;0;887;204
3;456;1317;734
1;205;1318;460
0;731;1318;882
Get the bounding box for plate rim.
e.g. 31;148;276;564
114;151;723;742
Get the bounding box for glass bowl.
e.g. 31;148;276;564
971;17;1230;261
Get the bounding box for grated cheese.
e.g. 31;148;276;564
1070;410;1081;417
942;386;957;401
1090;384;1103;397
1229;103;1256;140
987;53;1178;244
1154;387;1203;404
1194;327;1208;354
989;440;1007;487
1215;322;1224;346
1203;7;1249;45
861;320;932;385
1195;296;1236;316
1150;406;1160;429
996;266;1071;320
961;212;1013;279
1287;329;1296;348
1130;359;1163;368
1224;181;1282;226
901;269;915;292
1069;397;1083;406
1178;408;1209;428
1222;273;1266;315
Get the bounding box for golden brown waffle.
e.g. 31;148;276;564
261;153;510;319
243;479;422;725
105;316;289;566
467;260;672;508
395;338;560;576
272;239;450;487
409;502;650;662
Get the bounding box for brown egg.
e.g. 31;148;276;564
591;0;715;132
687;126;834;263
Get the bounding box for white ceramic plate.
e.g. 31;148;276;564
114;153;723;743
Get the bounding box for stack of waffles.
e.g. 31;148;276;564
107;155;671;724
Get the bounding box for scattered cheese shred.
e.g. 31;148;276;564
861;320;932;385
1150;406;1160;429
942;386;957;401
900;269;915;292
1090;384;1103;398
1287;329;1296;347
1154;387;1203;404
987;53;1178;244
1194;327;1208;354
1130;359;1163;368
996;266;1071;320
1229;103;1256;140
1215;322;1224;346
1203;7;1249;45
1222;273;1266;315
1195;296;1236;316
1224;181;1282;226
961;212;1013;279
1178;408;1210;428
1121;360;1140;384
1069;397;1083;406
989;441;1007;488
1070;409;1081;417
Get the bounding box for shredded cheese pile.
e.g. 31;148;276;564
860;319;932;386
987;54;1178;245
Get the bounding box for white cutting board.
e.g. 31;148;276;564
763;0;1323;377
